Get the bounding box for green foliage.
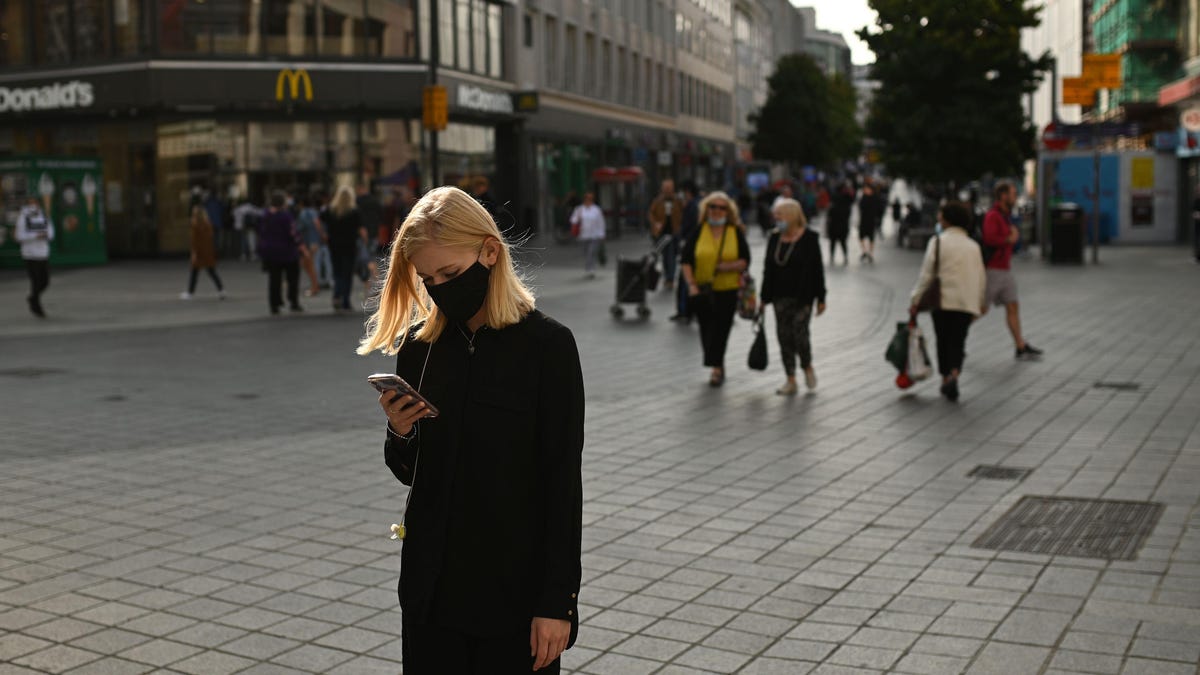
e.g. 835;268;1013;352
858;0;1052;186
748;54;862;169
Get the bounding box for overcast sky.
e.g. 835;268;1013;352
794;0;877;65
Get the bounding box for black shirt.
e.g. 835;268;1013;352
384;311;584;645
760;229;826;306
322;208;361;259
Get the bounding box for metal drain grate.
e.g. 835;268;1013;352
972;496;1163;560
967;465;1032;481
1094;381;1140;391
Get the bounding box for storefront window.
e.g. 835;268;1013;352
0;0;30;66
436;122;494;189
159;0;211;54
72;0;111;61
113;0;145;56
264;0;316;56
365;0;416;58
34;0;72;64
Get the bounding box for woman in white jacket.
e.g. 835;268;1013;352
569;192;606;278
909;201;987;401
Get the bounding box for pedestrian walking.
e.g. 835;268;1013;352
257;191;304;314
981;181;1043;359
569;192;606;278
324;185;367;312
760;198;826;395
358;185;583;675
681;191;751;387
827;181;854;265
295;197;324;297
233;198;261;262
858;179;885;263
671;181;701;323
647;179;683;291
909;202;987;401
15;197;54;317
357;181;384;286
181;205;225;300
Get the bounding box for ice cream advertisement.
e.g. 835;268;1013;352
0;156;106;267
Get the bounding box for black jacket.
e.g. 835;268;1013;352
761;229;826;306
384;311;584;645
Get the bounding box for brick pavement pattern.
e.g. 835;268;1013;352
1;236;1198;675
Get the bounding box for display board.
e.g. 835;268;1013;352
0;156;106;267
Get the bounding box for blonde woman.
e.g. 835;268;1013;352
680;191;751;387
760;198;826;395
358;186;583;673
322;185;366;312
181;205;225;300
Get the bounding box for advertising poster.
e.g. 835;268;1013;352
0;156;106;268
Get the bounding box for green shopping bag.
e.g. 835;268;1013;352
885;321;909;371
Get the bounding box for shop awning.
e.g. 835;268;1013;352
1159;74;1200;107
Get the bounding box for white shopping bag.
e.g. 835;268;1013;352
907;324;932;381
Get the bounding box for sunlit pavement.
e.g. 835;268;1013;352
2;234;1199;674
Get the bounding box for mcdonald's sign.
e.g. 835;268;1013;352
275;69;313;102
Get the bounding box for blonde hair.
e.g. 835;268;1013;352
190;205;210;227
331;185;356;218
698;191;743;231
357;186;535;355
771;198;807;231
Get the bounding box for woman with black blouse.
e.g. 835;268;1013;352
681;191;751;387
761;198;826;395
357;186;584;674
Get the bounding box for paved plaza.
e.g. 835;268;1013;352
1;232;1199;675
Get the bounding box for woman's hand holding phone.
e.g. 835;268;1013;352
379;390;427;437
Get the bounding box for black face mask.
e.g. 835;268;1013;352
425;261;491;325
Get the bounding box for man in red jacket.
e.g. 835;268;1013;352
982;181;1043;359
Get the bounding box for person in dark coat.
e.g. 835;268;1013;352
671;180;701;323
323;185;368;312
257;191;304;314
761;198;826;396
358;186;583;675
680;191;751;387
827;181;854;265
858;180;885;263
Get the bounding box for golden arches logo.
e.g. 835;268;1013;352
275;69;313;102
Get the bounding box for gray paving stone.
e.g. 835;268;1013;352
993;608;1073;646
967;641;1050;674
117;640;202;667
61;658;154;675
14;645;103;672
671;645;750;672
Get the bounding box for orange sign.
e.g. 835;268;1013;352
422;85;448;131
1082;54;1122;89
1062;77;1095;106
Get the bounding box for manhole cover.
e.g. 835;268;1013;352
967;465;1032;481
972;496;1163;560
0;367;65;378
1094;381;1140;391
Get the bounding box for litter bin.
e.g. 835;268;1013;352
1049;202;1084;264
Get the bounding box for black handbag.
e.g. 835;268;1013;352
748;312;768;371
915;235;941;313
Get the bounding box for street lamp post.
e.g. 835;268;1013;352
429;0;441;187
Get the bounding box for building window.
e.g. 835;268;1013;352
584;32;595;96
0;0;29;65
544;16;557;87
71;0;111;62
487;3;501;77
438;0;454;66
455;0;469;69
34;0;73;63
601;40;612;100
264;0;316;56
523;12;533;48
564;25;577;92
472;0;486;73
365;0;417;58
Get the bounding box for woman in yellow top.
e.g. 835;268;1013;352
680;191;751;387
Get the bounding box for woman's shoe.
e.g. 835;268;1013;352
709;370;725;387
804;368;817;391
776;381;798;396
940;378;960;402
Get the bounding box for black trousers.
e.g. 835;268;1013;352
266;261;300;310
402;622;559;675
829;237;848;262
188;266;224;294
773;297;813;376
694;289;738;369
931;309;973;377
25;259;49;300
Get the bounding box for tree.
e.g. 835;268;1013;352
749;54;862;169
858;0;1052;188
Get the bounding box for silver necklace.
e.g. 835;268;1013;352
456;325;478;355
774;231;801;266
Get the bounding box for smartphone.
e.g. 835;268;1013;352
367;373;440;418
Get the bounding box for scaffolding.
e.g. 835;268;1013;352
1090;0;1182;112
